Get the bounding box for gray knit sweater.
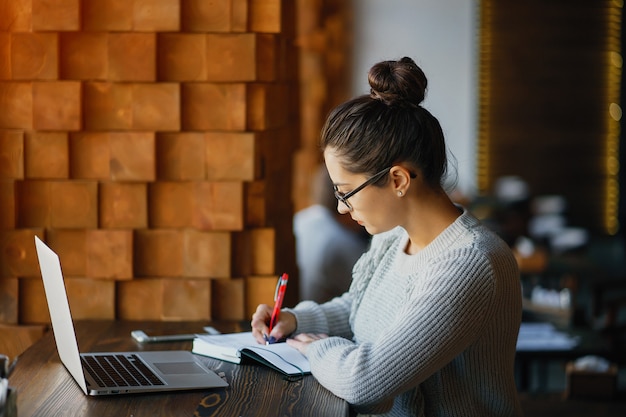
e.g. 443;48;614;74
289;208;523;416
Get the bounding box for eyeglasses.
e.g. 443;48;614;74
333;167;391;211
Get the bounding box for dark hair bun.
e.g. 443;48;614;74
368;57;427;107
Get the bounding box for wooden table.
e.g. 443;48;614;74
9;320;350;417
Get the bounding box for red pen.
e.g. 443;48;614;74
267;273;288;344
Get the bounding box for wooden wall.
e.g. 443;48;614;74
0;0;301;344
478;0;622;235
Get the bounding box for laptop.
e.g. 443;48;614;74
34;236;228;396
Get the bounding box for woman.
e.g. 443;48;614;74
251;57;523;416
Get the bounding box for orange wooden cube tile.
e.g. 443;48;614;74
205;34;256;81
0;130;24;179
32;0;80;31
45;229;87;276
55;184;97;229
182;229;231;278
109;33;156;81
245;180;267;227
250;228;276;275
231;0;249;32
0;0;32;32
11;32;58;80
99;182;147;229
157;33;206;81
149;181;193;228
156;132;206;180
0;181;16;229
0;82;32;129
33;81;81;131
117;279;163;321
193;181;244;231
82;0;133;31
65;278;115;319
86;229;133;279
181;0;232;32
109;132;155;181
181;83;246;131
205;132;256;181
15;180;51;227
211;278;245;321
206;33;279;81
118;278;210;321
247;83;289;130
134;229;184;277
69;132;110;180
249;0;282;33
59;32;108;80
0;33;9;80
131;83;180;131
83;82;133;130
50;181;98;228
133;0;180;32
134;229;231;278
245;275;277;318
18;277;49;324
24;131;69;179
162;279;210;321
0;229;43;278
255;34;279;81
0;277;18;324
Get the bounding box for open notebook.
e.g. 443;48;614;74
192;332;310;377
34;236;228;396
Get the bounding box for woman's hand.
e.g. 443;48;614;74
251;304;297;344
286;333;329;355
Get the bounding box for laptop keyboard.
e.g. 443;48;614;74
81;354;165;387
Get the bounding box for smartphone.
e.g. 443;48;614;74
131;326;220;343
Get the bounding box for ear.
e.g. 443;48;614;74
389;166;413;195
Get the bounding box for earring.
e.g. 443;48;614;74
397;191;403;197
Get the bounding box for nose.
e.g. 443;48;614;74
337;201;350;214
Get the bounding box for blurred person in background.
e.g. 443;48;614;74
294;165;370;303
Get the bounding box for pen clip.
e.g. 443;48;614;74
274;273;288;301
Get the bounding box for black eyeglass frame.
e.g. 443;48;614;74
333;167;392;211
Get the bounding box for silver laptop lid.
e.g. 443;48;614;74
34;236;89;394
